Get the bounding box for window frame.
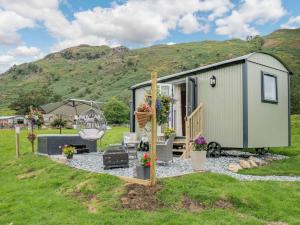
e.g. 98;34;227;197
261;71;278;104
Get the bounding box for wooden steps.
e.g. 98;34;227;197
172;148;185;153
173;137;186;154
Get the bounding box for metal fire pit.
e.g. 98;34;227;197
103;145;129;170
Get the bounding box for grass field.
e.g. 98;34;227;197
0;121;300;225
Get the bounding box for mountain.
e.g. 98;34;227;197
0;29;299;115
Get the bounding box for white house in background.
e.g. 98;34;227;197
0;115;28;128
129;52;292;156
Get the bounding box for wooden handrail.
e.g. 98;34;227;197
188;103;203;119
181;103;204;159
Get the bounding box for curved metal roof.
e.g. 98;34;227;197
130;51;292;90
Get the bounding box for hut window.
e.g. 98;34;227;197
261;72;278;104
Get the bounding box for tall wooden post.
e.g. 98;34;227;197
29;105;35;153
59;114;62;134
15;127;20;159
150;72;157;186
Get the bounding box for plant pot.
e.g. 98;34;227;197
191;151;206;171
136;165;150;180
66;154;73;159
135;111;151;129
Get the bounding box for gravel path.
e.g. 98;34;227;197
51;151;300;182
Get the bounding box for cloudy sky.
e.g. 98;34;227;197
0;0;299;73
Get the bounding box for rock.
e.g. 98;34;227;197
228;163;241;173
249;156;259;163
128;190;137;198
257;160;267;166
239;159;251;169
265;156;277;162
121;197;130;206
248;156;267;166
248;159;258;167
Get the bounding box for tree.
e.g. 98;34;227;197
51;118;67;128
103;97;130;125
9;87;62;115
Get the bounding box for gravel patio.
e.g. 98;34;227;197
50;150;300;182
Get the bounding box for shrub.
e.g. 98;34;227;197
51;118;67;128
62;145;75;157
126;58;134;67
103;97;130;125
70;86;79;92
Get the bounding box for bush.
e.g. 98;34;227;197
103;97;130;125
51;118;67;128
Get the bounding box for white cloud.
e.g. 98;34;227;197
0;9;34;45
61;0;230;49
0;0;290;58
0;45;42;73
281;15;300;29
179;14;200;34
0;54;14;65
10;46;40;57
0;54;15;73
178;14;210;34
0;0;234;51
166;42;176;45
197;0;233;20
216;0;286;39
216;10;259;38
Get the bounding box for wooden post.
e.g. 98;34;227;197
15;127;20;159
150;71;157;186
59;114;62;134
29;105;35;153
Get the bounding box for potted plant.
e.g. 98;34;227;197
135;103;151;129
164;127;175;139
191;135;207;171
136;153;151;180
62;145;75;159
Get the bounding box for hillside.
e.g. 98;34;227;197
0;29;299;115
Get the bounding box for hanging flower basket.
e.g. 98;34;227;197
135;103;151;129
135;111;151;128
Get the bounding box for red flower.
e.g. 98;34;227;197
144;153;148;159
146;162;151;167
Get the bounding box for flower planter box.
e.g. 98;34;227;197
66;154;73;159
136;165;150;180
191;151;206;171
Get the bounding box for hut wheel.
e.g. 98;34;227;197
207;142;222;158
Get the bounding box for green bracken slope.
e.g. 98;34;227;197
0;28;299;115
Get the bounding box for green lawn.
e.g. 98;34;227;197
239;115;300;176
0;126;300;225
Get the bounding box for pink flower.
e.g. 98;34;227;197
146;162;151;167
